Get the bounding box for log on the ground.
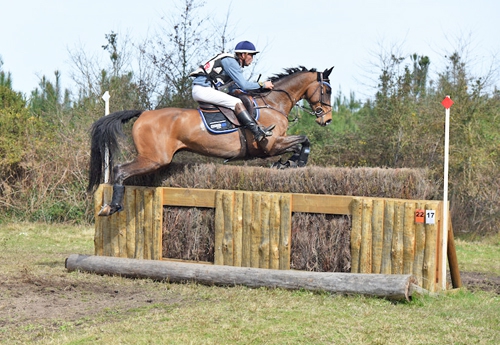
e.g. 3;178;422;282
65;254;418;300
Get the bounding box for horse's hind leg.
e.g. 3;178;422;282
98;155;162;216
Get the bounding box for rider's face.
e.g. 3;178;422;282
241;53;255;67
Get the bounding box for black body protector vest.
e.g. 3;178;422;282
190;53;236;89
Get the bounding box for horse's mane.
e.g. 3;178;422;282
269;66;317;83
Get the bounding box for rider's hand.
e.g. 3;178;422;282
263;81;274;89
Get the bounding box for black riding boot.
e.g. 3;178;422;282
110;184;125;212
235;109;274;142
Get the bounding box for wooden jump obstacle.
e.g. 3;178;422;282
94;184;461;293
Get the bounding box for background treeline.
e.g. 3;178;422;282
0;0;498;237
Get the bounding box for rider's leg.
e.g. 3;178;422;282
193;86;275;141
234;102;274;142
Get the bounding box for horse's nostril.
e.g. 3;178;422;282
325;119;332;126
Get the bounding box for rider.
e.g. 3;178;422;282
191;41;275;142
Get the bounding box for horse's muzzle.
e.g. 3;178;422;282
316;115;332;126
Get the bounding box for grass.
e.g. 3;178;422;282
0;222;499;344
454;234;500;276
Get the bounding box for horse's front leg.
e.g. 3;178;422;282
265;135;310;168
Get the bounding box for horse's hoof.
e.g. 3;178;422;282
98;204;112;217
98;204;122;217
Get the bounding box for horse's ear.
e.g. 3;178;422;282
323;67;334;79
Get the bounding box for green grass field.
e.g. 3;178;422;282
0;222;499;345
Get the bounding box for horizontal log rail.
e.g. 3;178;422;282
66;254;419;301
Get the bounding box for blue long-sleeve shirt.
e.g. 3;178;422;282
192;56;260;91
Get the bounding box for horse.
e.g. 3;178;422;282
88;66;334;216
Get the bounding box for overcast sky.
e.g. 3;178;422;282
1;0;499;99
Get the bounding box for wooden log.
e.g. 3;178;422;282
403;202;416;274
250;193;262;268
447;221;462;288
349;198;362;273
371;199;384;274
279;195;291;270
66;254;418;301
222;191;234;266
143;189;154;260
423;203;438;292
391;201;404;274
134;189;145;259
232;192;244;267
152;187;163;260
269;194;281;270
413;202;426;285
94;184;104;256
241;192;253;267
102;185;112;256
380;200;394;274
117;205;127;258
359;199;373;273
125;187;136;258
214;191;224;265
259;194;271;269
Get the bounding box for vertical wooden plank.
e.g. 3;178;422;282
241;192;253;267
269;194;281;270
349;198;362;273
232;192;244;267
93;184;105;256
447;220;462;288
214;191;224;265
110;211;120;257
380;200;394;274
259;193;271;269
371;199;384;274
134;189;145;259
152;187;163;260
102;185;112;256
359;199;373;273
279;195;292;270
391;201;404;274
222;191;234;266
117;202;127;258
125;187;136;258
250;193;262;268
143;188;154;260
403;201;416;274
423;202;438;292
413;201;426;286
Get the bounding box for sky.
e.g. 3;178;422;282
1;0;499;100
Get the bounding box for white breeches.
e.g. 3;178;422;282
192;85;242;110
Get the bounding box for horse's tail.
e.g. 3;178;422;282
87;110;144;192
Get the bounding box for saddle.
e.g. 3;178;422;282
197;93;258;134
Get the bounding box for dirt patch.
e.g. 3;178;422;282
0;272;183;329
459;271;500;294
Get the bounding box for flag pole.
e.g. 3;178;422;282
441;95;453;290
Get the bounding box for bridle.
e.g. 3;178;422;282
299;72;332;119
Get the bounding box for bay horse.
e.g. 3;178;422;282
88;66;334;216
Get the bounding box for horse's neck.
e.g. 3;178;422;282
267;74;313;112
